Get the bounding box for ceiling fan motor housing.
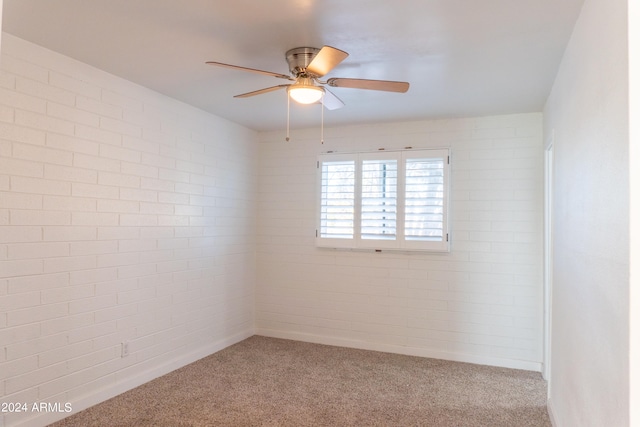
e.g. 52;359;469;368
286;47;321;77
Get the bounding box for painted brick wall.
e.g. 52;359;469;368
256;113;543;371
0;34;257;427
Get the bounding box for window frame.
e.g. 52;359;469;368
316;148;450;252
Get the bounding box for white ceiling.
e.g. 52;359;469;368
2;0;584;132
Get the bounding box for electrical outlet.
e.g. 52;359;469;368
121;341;130;358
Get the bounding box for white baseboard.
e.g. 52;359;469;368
255;328;543;372
547;398;559;427
11;329;254;427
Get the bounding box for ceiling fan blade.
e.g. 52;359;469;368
234;85;290;98
327;78;410;93
206;61;292;80
320;88;345;110
306;46;349;77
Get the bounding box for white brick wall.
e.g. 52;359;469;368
256;113;543;371
0;34;257;427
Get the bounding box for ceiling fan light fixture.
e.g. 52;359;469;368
288;79;325;104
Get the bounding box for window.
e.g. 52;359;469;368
317;149;450;252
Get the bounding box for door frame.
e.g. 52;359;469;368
543;137;554;383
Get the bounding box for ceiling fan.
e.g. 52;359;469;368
206;46;410;110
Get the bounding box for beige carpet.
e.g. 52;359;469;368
50;336;551;427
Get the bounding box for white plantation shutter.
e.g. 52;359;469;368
317;149;449;251
318;158;356;243
404;158;445;240
361;158;398;240
401;149;449;251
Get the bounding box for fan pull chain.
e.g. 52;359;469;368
321;93;324;144
286;93;290;142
